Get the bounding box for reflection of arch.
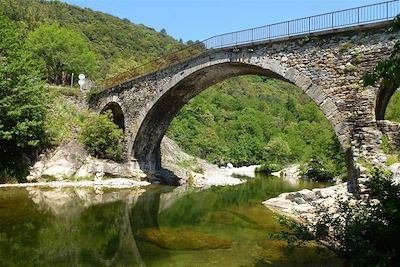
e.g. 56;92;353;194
133;61;345;170
101;102;125;131
375;83;398;120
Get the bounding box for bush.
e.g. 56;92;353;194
79;111;124;162
256;163;282;174
274;168;400;267
300;159;335;182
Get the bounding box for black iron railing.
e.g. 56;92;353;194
103;0;399;88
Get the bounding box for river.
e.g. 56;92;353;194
0;173;343;266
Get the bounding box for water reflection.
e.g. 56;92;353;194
0;175;341;267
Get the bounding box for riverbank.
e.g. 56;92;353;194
263;182;350;221
0;178;150;189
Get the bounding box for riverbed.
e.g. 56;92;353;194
0;173;343;266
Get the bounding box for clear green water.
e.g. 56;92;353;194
0;174;343;267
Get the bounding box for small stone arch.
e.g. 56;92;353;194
101;102;125;131
132;59;348;170
375;82;398;120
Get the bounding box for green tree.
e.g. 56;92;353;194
79;111;124;162
0;15;47;182
364;16;400;88
26;23;97;85
265;136;292;164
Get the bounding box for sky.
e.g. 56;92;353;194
62;0;384;42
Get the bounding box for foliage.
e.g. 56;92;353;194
274;168;400;267
0;0;185;80
0;15;47;182
78;111;124;162
385;90;400;123
43;85;91;146
256;163;282;174
364;16;400;88
300;159;336;181
167;76;346;178
26;23;97;85
177;159;204;174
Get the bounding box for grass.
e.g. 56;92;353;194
44;85;90;145
178;159;204;174
356;158;374;172
385;155;399;166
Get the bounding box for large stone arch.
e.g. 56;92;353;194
132;58;348;170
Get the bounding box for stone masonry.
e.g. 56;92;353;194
89;22;400;191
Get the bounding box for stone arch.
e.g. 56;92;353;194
132;59;348;170
101;101;125;131
375;82;398;120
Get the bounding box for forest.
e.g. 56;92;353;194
1;0;400;182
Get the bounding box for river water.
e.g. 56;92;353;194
0;173;343;267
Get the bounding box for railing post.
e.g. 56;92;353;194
358;7;360;24
287;21;290;35
308;17;311;32
332;12;334;28
251;28;254;42
387;1;389;20
235;32;238;45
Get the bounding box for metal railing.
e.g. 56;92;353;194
103;0;399;88
203;0;399;49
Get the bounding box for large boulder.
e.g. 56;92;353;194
27;139;146;181
27;140;88;181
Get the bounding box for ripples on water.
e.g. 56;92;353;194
0;173;343;267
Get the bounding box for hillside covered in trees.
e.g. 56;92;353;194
0;0;185;80
0;0;357;181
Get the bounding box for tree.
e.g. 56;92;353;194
274;168;400;267
26;23;97;85
265;136;292;164
364;15;400;88
0;15;47;182
79;111;124;162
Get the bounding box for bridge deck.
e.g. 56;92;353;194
103;0;399;89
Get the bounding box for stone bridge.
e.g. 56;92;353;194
89;4;400;187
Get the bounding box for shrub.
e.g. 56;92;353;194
79;111;124;162
256;163;282;174
274;168;400;267
300;159;335;182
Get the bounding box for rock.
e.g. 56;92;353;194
389;163;400;185
136;227;232;250
293;203;313;213
27;139;147;181
292;197;307;204
263;198;297;212
281;165;301;181
27;140;88;181
227;163;234;169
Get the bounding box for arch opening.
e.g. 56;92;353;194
132;61;345;171
101;102;125;131
375;83;399;121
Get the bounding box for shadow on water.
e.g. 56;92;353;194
0;174;343;267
